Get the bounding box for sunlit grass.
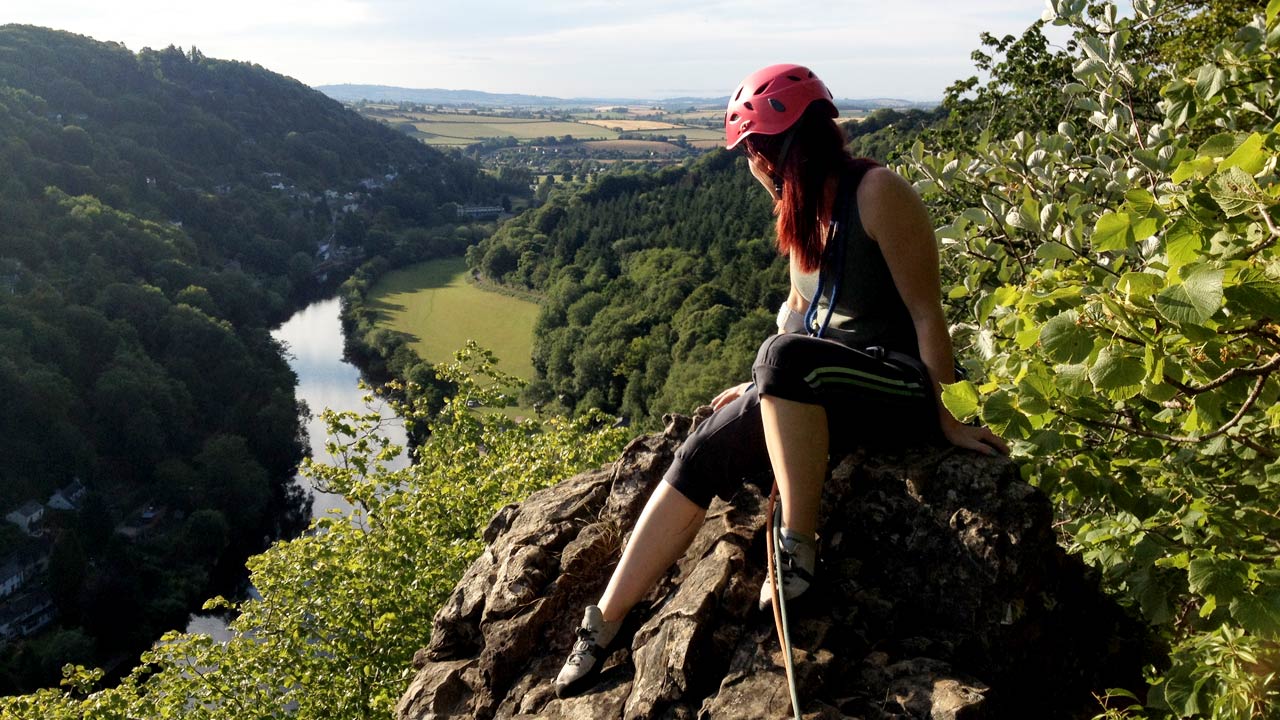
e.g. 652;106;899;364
367;257;539;382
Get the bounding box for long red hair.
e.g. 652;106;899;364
743;107;873;273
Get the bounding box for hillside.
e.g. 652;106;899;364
467;149;782;423
0;24;500;691
316;83;935;111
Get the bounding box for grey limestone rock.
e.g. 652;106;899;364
396;411;1148;720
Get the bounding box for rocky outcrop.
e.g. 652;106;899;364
396;411;1149;720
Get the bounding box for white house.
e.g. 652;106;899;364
0;560;22;598
47;479;87;511
5;502;43;536
0;592;55;642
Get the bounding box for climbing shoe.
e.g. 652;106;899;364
554;605;622;698
758;527;817;612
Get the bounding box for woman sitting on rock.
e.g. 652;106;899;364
555;63;1009;698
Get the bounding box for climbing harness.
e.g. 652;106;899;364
766;482;803;720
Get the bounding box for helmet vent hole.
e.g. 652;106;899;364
786;75;802;82
807;71;815;78
728;112;740;122
734;87;743;101
743;101;754;111
754;82;771;95
768;98;786;112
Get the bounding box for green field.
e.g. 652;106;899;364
408;117;617;145
367;257;540;380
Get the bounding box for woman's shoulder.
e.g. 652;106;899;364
854;165;932;245
855;165;914;203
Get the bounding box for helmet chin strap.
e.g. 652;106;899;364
770;126;798;196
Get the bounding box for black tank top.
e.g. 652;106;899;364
790;161;920;356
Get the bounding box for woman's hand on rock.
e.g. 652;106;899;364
941;418;1010;457
711;382;752;411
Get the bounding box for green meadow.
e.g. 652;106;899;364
367;257;540;381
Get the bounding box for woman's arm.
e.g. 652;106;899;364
858;167;1008;456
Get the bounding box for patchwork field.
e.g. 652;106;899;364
408;118;617;145
581;139;685;154
579;119;683;131
367;257;539;380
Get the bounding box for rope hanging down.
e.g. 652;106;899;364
766;482;803;719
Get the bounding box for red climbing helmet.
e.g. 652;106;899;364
725;64;838;150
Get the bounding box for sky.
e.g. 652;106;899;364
3;0;1061;101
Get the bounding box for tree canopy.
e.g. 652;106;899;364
0;24;503;690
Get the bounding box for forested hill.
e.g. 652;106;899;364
468;149;781;422
0;25;500;690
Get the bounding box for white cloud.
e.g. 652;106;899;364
5;0;1053;99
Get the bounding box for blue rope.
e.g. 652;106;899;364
803;219;843;338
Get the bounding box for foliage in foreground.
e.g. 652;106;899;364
928;2;1280;716
0;343;628;719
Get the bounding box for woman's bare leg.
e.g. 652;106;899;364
596;481;706;623
758;395;828;536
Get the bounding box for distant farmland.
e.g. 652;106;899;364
355;106;719;148
579;119;683;132
582;139;684;155
404;115;617;146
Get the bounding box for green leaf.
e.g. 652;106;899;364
992;286;1021;307
1162;219;1203;273
1197;132;1243;158
1054;363;1093;397
1154;267;1224;323
981;390;1033;438
1118;272;1162;300
1208;166;1268;217
1074;57;1106;79
1131;215;1159;242
1089;345;1145;399
1006;198;1041;232
1016;372;1055;415
1224;268;1280;319
1194;65;1226;101
935;222;966;240
1187;557;1248;599
1081;35;1109;62
1036;242;1076;261
1171;156;1215;183
1230;591;1280;638
941;380;980;421
1040;311;1094;363
1220;132;1268;175
1269;0;1280;24
1124;188;1155;215
1093;211;1134;252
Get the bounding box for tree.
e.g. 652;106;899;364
48;532;88;621
915;3;1280;715
194;434;270;535
0;346;628;719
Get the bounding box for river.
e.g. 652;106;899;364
185;295;407;639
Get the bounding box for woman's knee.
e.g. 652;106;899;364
753;333;802;373
753;334;820;402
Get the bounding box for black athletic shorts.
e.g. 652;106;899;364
663;333;941;509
